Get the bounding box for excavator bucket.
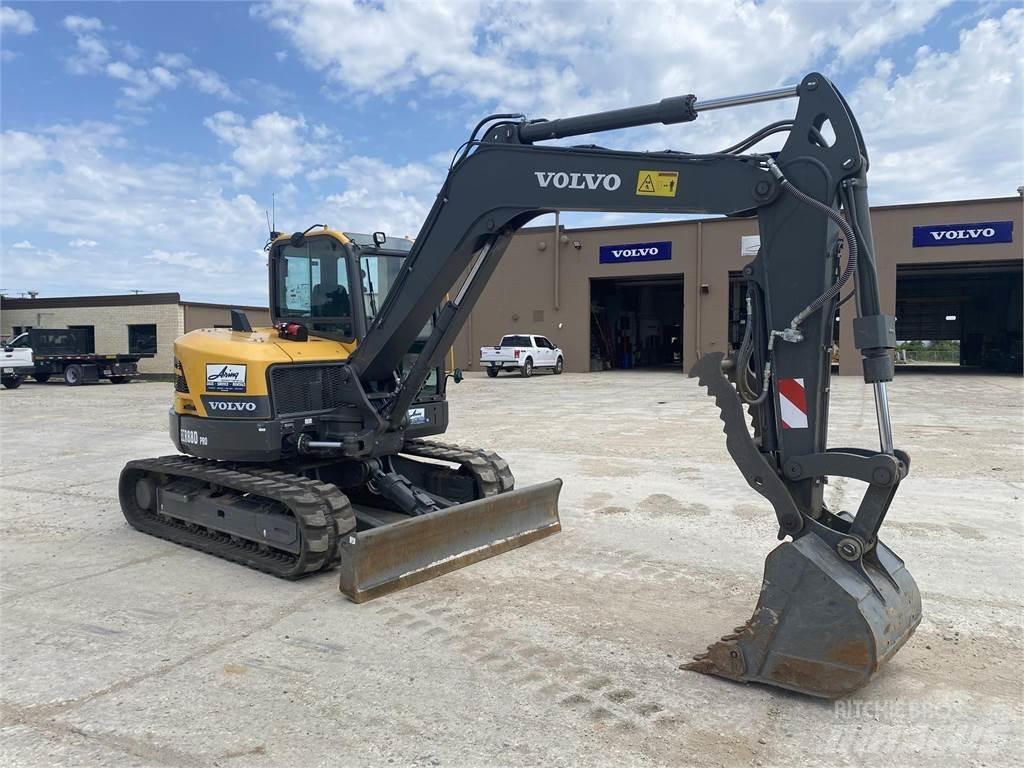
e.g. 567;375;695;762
687;532;921;698
338;479;562;602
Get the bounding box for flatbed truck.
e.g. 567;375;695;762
2;328;147;388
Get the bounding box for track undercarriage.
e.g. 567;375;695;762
119;439;559;595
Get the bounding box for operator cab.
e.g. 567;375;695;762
268;228;440;396
268;228;414;343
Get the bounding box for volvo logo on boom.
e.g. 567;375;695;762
535;171;621;191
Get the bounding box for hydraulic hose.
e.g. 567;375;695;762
737;159;858;406
715;121;826;156
766;158;857;331
736;290;771;405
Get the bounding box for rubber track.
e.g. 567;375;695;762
120;455;351;579
122;443;508;578
237;465;355;569
400;439;515;497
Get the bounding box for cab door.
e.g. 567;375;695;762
534;336;555;367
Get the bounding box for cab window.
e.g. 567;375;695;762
276;237;353;338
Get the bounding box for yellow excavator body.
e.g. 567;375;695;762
172;327;356;418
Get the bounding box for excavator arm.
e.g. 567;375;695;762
339;72;920;697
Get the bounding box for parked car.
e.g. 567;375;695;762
2;328;146;387
480;334;564;377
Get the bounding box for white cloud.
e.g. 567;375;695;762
12;240;34;249
118;41;143;61
205;111;332;181
311;155;447;239
849;7;1024;202
1;7;36;35
145;249;196;265
146;248;233;274
0;131;50;171
3;247;76;280
837;1;957;63
3;114;434;301
275;50;288;62
256;0;1022;205
63;15;103;34
149;66;179;89
62;21;236;104
106;61;163;102
1;49;18;62
1;121;267;299
64;17;110;75
254;0;954;117
156;51;191;69
187;68;239;101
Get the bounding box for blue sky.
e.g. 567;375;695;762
1;1;1022;304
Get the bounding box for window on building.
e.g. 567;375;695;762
128;324;158;355
68;325;95;353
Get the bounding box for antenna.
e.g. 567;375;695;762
266;193;280;240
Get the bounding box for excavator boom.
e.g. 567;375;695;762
334;72;920;697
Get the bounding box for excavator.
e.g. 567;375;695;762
119;72;921;698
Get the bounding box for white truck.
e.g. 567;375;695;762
1;329;145;388
480;334;564;377
1;340;35;389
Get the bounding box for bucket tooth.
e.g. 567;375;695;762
686;533;921;698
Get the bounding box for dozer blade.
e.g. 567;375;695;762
338;479;562;603
687;533;921;698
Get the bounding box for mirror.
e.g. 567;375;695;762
3;346;12;353
289;231;306;248
453;368;463;383
372;231;387;248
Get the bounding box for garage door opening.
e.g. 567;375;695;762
896;260;1022;373
590;276;683;370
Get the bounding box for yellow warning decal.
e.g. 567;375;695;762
635;170;679;197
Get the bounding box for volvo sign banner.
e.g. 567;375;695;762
599;240;672;264
912;221;1013;247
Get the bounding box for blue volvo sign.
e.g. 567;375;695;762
599;240;672;264
912;220;1013;247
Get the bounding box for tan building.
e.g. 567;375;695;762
453;195;1023;375
0;293;270;375
2;195;1019;380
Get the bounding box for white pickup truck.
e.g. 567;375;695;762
1;341;34;389
480;334;564;377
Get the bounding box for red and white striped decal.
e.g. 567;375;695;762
777;378;808;429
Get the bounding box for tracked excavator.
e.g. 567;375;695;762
120;72;921;698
